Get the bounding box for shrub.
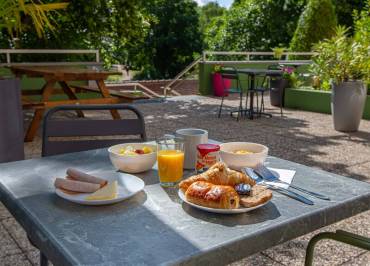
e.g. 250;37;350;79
206;0;306;52
290;0;337;52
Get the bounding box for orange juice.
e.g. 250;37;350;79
157;150;184;184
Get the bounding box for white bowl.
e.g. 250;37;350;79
108;143;157;173
219;142;268;170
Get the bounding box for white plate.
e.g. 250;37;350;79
178;190;270;214
55;171;145;206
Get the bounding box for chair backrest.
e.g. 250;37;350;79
42;104;147;157
220;67;240;80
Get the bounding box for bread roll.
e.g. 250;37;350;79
66;168;107;187
54;178;100;193
240;185;272;208
179;162;255;192
185;181;239;209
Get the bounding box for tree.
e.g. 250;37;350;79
333;0;365;33
0;0;150;67
0;0;68;46
199;2;225;31
137;0;202;79
290;0;337;52
206;0;306;52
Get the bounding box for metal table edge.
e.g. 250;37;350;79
0;182;77;266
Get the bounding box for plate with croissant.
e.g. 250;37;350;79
178;162;272;214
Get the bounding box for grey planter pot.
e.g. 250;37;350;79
331;81;367;132
270;78;289;107
0;78;24;162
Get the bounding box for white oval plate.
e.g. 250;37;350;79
178;190;270;214
55;171;145;206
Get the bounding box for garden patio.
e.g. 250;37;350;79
1;95;369;265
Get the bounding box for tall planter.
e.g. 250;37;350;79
270;78;289;107
212;73;231;97
0;78;24;162
331;81;367;132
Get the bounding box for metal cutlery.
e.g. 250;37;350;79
243;167;314;205
254;164;330;201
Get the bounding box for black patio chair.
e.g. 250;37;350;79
218;67;246;121
253;64;284;117
42;104;147;157
248;73;270;117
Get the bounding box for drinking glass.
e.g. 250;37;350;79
157;139;184;187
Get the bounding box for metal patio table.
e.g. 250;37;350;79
0;142;369;265
238;68;283;119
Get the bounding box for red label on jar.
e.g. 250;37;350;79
196;144;220;172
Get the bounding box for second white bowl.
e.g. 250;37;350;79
219;142;268;170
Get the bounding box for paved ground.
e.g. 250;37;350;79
1;95;370;265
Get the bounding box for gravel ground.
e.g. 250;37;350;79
1;95;369;266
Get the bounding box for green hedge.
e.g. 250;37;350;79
285;88;370;120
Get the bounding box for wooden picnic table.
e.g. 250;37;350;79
0;139;369;265
10;66;124;142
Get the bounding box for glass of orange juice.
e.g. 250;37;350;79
157;139;185;187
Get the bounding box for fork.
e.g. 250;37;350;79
254;164;330;200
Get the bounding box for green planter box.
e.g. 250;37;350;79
284;88;370;120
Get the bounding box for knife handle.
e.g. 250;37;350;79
267;185;314;205
288;183;330;200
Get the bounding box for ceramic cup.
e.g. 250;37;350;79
175;128;208;169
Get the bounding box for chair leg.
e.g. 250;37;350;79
237;92;243;121
261;91;265;113
305;230;370;266
40;251;48;266
218;95;225;118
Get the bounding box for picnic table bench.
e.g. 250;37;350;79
10;66;126;142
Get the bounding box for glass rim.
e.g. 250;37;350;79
157;137;184;145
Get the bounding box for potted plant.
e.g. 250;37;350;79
212;64;231;97
270;66;301;107
272;47;286;60
311;23;370;131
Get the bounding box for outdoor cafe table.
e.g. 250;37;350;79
0;142;369;265
10;66;122;142
237;68;283;119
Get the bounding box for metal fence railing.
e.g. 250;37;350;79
202;51;316;64
0;49;101;67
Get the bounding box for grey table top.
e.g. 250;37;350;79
0;147;369;266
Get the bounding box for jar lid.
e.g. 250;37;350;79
197;144;220;152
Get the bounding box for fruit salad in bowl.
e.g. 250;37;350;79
108;143;157;173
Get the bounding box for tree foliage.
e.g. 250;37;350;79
135;0;202;79
0;0;68;45
199;2;225;37
333;0;365;33
290;0;337;52
0;0;149;66
205;0;306;52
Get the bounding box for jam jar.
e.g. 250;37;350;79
196;144;220;173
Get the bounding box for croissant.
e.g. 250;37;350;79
185;181;239;209
179;162;255;192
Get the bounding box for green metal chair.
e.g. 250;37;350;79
305;230;370;266
218;67;247;121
